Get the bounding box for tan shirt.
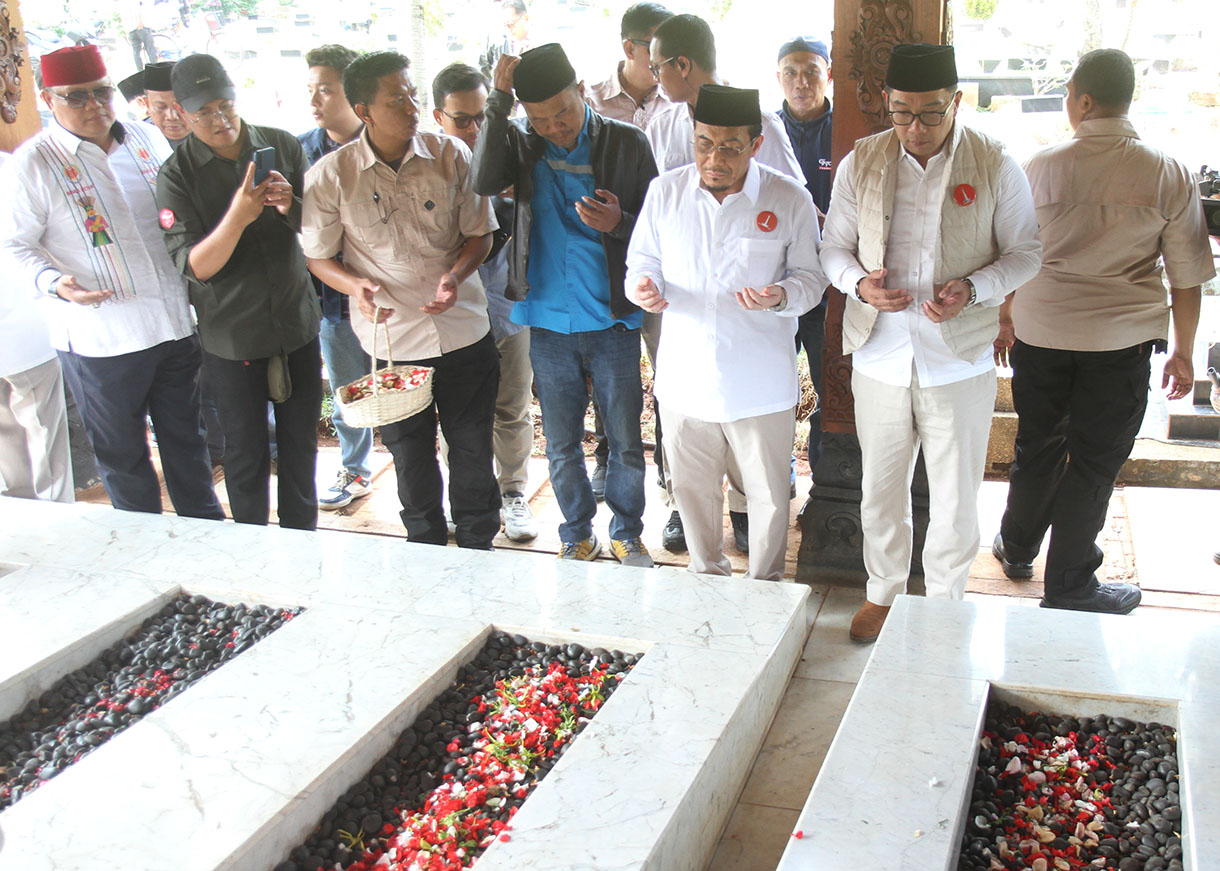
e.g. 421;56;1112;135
586;63;675;130
303;130;496;362
1013;117;1215;352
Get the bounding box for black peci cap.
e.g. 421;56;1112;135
886;43;957;92
693;84;761;128
142;61;175;92
118;71;144;103
514;43;577;103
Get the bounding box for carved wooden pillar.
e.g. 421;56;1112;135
0;0;41;153
796;0;947;584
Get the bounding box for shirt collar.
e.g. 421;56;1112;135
355;129;436;170
48;118;126;154
694;159;762;205
1073;117;1139;140
601;62;627;100
544;105;592;157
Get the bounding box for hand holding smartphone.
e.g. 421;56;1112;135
252;146;276;186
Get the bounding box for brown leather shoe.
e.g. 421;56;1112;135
849;601;891;644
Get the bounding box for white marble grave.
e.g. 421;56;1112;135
778;594;1220;871
0;497;810;871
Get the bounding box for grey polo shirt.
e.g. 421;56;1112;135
156;122;321;361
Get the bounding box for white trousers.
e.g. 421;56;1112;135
853;366;996;605
0;357;74;502
662;405;795;580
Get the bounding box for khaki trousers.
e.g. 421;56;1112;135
853;366;996;605
0;357;73;502
661;405;795;580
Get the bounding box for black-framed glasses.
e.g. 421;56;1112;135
439;108;486;130
693;136;757;158
48;86;115;109
887;106;953;127
372;190;398;224
648;57;677;79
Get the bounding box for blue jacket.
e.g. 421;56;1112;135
779;100;833;215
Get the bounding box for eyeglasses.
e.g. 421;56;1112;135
372;190;398;224
694;137;757;158
648;57;677;79
48;86;115;109
439;108;485;130
191;102;238;123
626;38;651;47
886;106;953;127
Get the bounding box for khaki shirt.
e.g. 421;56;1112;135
302;131;496;362
1013;117;1215;352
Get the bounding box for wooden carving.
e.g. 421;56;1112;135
820;287;857;431
846;0;923;132
0;1;24;125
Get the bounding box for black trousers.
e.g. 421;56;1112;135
205;337;322;530
999;339;1153;597
795;297;827;477
59;336;222;519
379;332;501;548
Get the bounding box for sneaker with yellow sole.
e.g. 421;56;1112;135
558;535;601;561
610;537;654;568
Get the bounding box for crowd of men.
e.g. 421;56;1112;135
0;2;1213;642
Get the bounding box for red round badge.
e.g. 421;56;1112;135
953;184;976;206
756;210;778;232
159;208;176;230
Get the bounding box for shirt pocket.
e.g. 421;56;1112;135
340;199;398;256
740;238;787;289
402;184;459;253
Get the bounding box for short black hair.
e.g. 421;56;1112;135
305;44;360;73
503;0;527;15
343;50;410;110
653;13;716;74
621;3;672;40
1071;48;1135;108
432;62;488;110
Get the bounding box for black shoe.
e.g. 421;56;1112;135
730;510;749;554
662;510;686;552
992;533;1034;580
1041;582;1142;615
591;462;607;502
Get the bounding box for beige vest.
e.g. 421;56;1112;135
842;123;1006;363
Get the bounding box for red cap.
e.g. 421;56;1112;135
40;45;108;88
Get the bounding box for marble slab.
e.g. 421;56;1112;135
0;497;809;871
0;565;179;720
778;595;1220;871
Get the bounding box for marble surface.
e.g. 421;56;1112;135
0;566;178;720
778;594;1220;871
0;497;809;871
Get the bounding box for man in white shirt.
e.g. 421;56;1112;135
0;46;222;520
645;12;807;555
628;85;825;580
0;152;73;504
647;13;804;181
820;44;1040;642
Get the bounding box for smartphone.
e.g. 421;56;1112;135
252;146;276;186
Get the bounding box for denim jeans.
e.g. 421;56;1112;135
319;317;373;478
529;325;645;544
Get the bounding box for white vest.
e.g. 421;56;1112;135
842;123;1006;363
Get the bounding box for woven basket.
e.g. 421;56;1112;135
336;315;434;428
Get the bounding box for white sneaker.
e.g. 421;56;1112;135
318;470;372;510
501;491;538;542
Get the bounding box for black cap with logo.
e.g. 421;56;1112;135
171;54;236;114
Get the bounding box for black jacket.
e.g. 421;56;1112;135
471;88;658;321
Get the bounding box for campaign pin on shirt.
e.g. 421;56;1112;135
756;210;778;232
159;208;176;230
953;184;976;206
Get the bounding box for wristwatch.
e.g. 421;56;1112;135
45;275;66;300
962;278;977;306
